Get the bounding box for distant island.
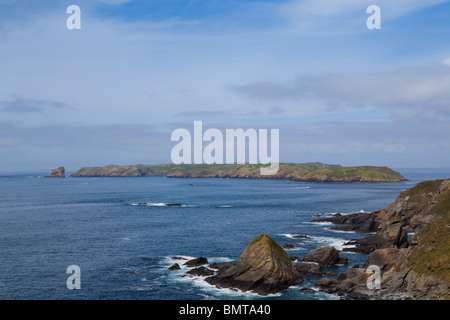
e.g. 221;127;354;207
70;162;406;182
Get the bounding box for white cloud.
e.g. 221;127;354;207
231;63;450;119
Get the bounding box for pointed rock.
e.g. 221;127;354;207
205;234;303;295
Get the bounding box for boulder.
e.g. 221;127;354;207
208;262;235;272
205;234;303;295
295;263;325;277
168;263;181;271
184;257;208;267
299;246;348;266
186;267;215;277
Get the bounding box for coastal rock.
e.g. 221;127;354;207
314;179;450;300
46;167;65;178
295;263;325;277
186;267;215;277
311;212;380;233
205;234;303;295
299;246;348;266
208;262;235;272
168;263;181;271
184;257;208;267
314;277;339;288
290;235;313;240
343;220;408;253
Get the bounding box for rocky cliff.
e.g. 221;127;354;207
313;179;450;299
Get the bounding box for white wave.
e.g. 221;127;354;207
305;221;334;226
121;237;132;241
176;274;282;298
327;228;356;234
131;203;187;207
219;205;233;208
281;233;313;239
311;236;354;251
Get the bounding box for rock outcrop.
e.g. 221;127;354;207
313;179;450;300
205;234;303;295
343;220;409;253
184;257;208;267
299;246;348;266
46;167;65;178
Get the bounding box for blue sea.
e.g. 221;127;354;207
0;168;449;300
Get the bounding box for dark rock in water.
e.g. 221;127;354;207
46;167;65;178
295;263;325;277
208;262;235;272
291;235;313;239
343;220;408;253
186;266;215;277
299;246;348;266
171;256;187;260
205;234;303;295
168;263;181;271
299;287;316;293
326;271;338;277
282;244;296;249
314;278;339;288
165;203;183;207
311;212;379;233
184;257;208;267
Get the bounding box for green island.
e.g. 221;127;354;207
70;162;406;182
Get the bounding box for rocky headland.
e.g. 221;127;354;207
312;179;450;299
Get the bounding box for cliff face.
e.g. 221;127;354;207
70;163;406;182
46;167;65;178
314;179;450;299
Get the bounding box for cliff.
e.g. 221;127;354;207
70;163;406;182
313;179;450;299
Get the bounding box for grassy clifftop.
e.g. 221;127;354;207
70;162;406;182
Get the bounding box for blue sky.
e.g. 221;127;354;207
1;0;450;173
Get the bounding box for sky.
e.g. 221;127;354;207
1;0;450;173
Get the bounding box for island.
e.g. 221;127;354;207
46;167;65;178
70;162;406;182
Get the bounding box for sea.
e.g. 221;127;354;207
0;168;449;300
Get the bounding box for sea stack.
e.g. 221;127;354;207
46;167;65;178
205;233;303;295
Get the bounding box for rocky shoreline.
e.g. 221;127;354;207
169;179;449;299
